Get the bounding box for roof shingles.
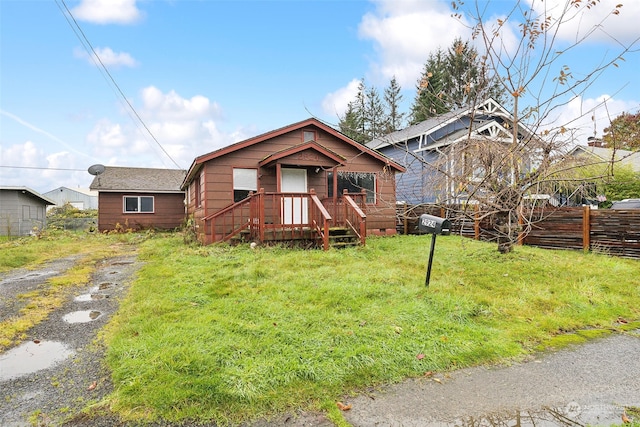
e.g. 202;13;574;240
89;167;186;192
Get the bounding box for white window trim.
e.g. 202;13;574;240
123;196;155;213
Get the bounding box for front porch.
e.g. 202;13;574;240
203;189;367;250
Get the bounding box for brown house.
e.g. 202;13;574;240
182;118;405;248
90;166;186;232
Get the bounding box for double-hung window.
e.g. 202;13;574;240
124;196;154;213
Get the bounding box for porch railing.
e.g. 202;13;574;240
204;188;335;249
342;192;367;246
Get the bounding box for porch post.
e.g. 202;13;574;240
258;188;265;243
332;166;338;221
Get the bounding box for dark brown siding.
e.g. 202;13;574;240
185;126;399;241
98;192;185;231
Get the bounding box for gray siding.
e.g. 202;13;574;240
43;187;98;210
0;190;48;236
377;137;443;204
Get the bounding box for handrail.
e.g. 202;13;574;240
204;193;257;243
343;193;367;246
310;192;332;250
203;196;253;222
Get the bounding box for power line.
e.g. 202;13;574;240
0;165;86;172
55;0;183;170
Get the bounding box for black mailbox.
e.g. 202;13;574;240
419;214;451;235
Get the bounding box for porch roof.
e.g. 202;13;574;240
258;140;346;168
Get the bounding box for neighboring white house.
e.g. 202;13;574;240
0;186;55;236
567;144;640;173
42;187;98;211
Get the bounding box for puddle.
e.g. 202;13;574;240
0;340;74;381
436;403;626;426
62;310;102;323
74;293;108;302
97;282;116;290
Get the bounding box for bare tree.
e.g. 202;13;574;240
418;0;640;252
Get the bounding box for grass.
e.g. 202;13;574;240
98;234;640;425
0;231;140;350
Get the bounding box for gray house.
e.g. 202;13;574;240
0;187;55;236
42;187;98;211
367;98;537;205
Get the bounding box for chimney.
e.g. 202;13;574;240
587;137;603;147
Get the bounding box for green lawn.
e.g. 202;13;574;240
99;234;640;425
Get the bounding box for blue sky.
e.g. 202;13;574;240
1;0;639;194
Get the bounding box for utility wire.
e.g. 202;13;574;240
55;0;183;170
0;165;86;171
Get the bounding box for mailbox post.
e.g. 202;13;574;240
419;214;451;287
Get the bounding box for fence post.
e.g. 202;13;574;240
474;204;480;240
517;203;524;246
403;203;408;235
582;205;590;252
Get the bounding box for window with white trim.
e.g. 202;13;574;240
124;196;154;213
233;168;257;202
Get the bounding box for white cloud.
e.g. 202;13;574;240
528;0;640;46
87;119;127;153
141;87;221;121
82;87;235;170
0;142;90;192
74;47;138;68
358;0;469;88
0;141;43;169
538;94;640;148
321;79;362;118
322;1;470;121
71;0;143;25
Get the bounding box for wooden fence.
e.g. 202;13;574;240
397;204;640;259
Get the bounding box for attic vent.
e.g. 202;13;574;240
303;130;316;142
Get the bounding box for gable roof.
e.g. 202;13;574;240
0;186;56;205
259;140;346;168
43;187;98;198
89;166;186;193
182;117;405;187
567;145;640;172
366;98;534;151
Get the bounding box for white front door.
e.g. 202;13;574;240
281;168;308;225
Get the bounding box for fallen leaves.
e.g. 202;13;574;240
87;380;97;391
336;401;352;411
622;410;631;424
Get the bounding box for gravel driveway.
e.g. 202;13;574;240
1;253;638;427
0;252;140;427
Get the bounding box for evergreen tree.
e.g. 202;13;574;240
338;101;363;143
365;86;385;140
409;49;448;124
383;76;405;133
409;38;507;124
339;79;367;144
